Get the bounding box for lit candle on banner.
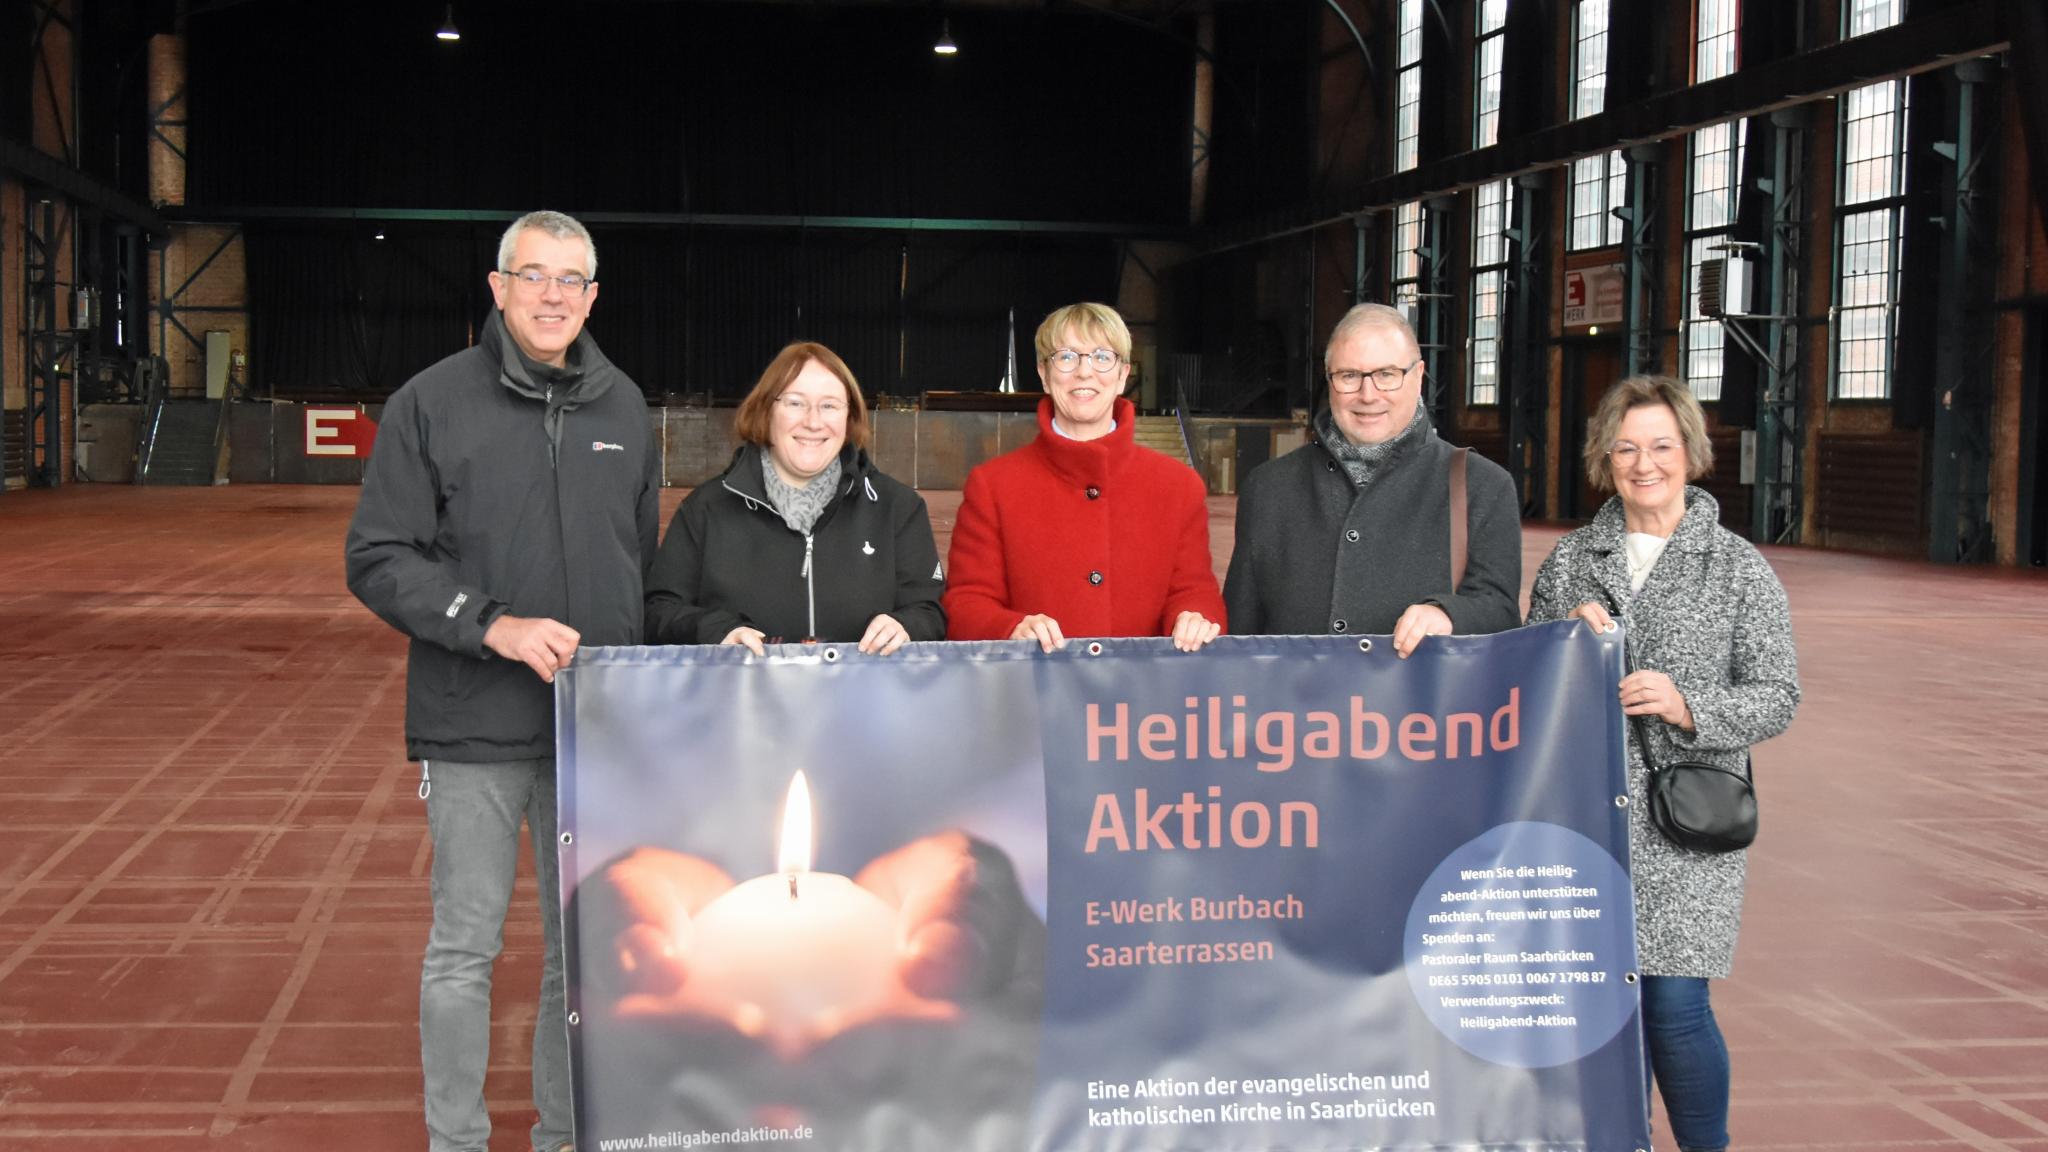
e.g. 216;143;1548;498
687;770;899;1057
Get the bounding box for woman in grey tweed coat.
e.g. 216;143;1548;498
1528;376;1799;1152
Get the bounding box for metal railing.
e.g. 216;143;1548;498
1171;381;1198;457
135;359;170;483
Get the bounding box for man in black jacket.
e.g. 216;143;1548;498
1225;302;1521;652
346;210;657;1152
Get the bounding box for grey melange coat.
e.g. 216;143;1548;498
1527;487;1800;978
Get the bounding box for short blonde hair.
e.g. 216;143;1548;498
1034;303;1132;363
1583;375;1715;491
733;342;871;451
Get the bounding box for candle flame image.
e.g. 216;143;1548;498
777;771;812;883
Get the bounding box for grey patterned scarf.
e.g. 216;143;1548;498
1315;403;1432;488
761;453;843;535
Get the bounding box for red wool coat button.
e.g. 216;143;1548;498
1089;571;1104;585
1086;486;1100;499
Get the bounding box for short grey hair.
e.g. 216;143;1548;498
1325;301;1419;362
496;210;597;279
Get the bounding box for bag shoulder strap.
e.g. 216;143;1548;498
1620;650;1756;785
1449;446;1470;589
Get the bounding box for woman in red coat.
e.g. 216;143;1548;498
943;303;1225;651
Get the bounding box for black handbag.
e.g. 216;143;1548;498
1631;708;1757;853
1621;648;1759;854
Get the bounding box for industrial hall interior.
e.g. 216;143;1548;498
3;0;2048;1150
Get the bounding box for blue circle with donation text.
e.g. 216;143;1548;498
1403;821;1638;1068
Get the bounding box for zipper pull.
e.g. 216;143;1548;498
802;535;813;579
418;761;432;801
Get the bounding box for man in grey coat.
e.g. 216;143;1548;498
347;210;657;1152
1224;303;1520;652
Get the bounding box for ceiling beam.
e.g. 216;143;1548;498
0;135;169;236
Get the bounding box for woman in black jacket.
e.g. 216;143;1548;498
646;342;945;654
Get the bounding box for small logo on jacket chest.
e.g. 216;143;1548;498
592;441;625;452
862;541;875;556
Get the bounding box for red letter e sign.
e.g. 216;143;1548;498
305;407;379;458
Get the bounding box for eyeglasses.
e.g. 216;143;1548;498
775;394;848;420
1326;360;1418;393
1046;348;1122;374
1609;439;1683;466
500;268;593;296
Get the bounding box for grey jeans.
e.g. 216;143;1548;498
420;757;572;1152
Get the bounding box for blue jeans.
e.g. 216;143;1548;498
420;757;571;1152
1641;975;1730;1152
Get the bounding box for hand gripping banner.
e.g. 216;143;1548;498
556;621;1648;1152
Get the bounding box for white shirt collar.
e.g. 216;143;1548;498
1051;416;1116;440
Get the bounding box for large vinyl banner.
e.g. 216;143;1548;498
557;622;1647;1152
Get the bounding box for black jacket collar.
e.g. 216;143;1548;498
718;441;871;507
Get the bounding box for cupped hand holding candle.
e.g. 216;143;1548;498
579;773;1046;1059
681;771;905;1056
577;847;735;999
855;829;1038;1002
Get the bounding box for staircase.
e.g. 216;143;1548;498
138;400;224;486
1134;415;1191;465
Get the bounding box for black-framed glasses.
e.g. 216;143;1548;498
500;268;593;296
1047;348;1121;374
1326;360;1418;393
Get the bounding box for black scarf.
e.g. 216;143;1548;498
1314;402;1432;488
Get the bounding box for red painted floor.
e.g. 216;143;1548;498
1;484;2045;1150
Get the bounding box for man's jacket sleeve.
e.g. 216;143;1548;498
344;388;500;658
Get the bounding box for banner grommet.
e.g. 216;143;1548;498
1358;638;1374;653
1614;794;1630;807
567;1011;580;1027
823;648;841;663
559;832;573;845
1087;642;1104;656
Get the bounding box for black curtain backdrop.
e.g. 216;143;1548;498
246;228;374;398
794;232;905;399
184;1;1193;224
587;228;694;397
246;224;482;399
902;235;1119;395
199;2;1192;403
249;224;1115;403
683;231;804;399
